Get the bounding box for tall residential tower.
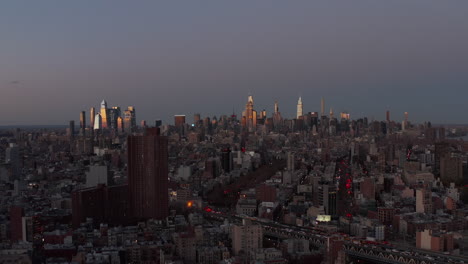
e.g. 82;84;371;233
296;97;303;118
128;128;169;220
100;100;109;129
90;107;95;129
79;111;86;135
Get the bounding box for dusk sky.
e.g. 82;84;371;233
1;1;467;125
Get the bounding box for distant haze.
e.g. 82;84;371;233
1;1;467;125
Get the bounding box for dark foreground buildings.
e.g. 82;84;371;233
128;127;169;221
72;127;169;227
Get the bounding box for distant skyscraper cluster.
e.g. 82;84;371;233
73;100;137;136
237;94;410;137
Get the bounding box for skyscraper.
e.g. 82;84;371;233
231;219;263;259
386;110;390;122
402;112;409;130
79;111;86;136
440;155;463;185
272;101;282;129
94;113;102;130
194;113;201;125
90;107;95;129
68;120;75;139
124;106;136;133
155;119;162;127
109;106;121;130
128;128;168;220
242;95;257;132
221;147;232;173
117;116;124;133
296;97;303;119
174;115;186;127
100;100;109;129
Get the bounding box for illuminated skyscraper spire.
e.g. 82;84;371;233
248;95;254;104
242;95;257;132
296;97;303;118
274;101;279;113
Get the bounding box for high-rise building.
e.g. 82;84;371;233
296;97;303;118
272;101;282;129
416;185;433;214
440;156;463;185
90;107;96;129
80;111;86;135
155;119;162;127
10;206;23;242
221;147;232;173
194;113;201;125
311;112;319;129
386;110;390;122
140;120;147;128
68;120;75;139
435;142;449;176
94;113;102;130
231;219;263;258
117;116;124;133
123;106;136;133
100;100;109;129
174;115;186;127
318;183;337;216
340;112;350;120
72;184;129;228
242;95;257;132
128;128;168;220
109;106;121;130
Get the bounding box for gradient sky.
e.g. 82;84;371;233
1;1;468;125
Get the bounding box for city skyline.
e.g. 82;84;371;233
0;95;460;127
1;1;468;125
3;2;468;263
0;95;465;127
